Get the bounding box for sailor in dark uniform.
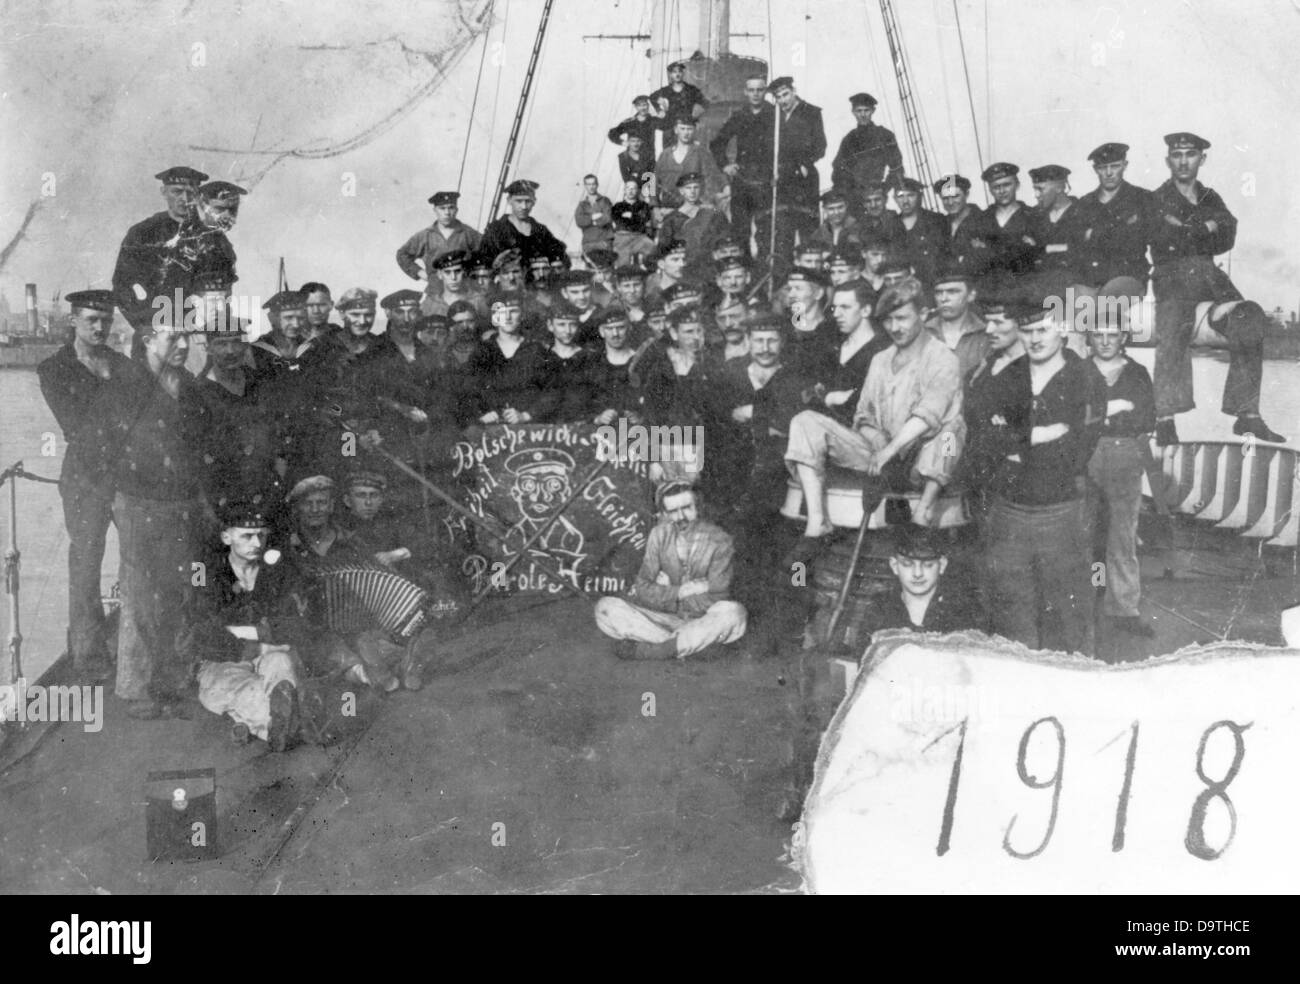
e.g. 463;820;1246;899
251;290;306;379
768;76;826;222
831;92;904;204
972;162;1039;287
182;315;287;521
709;72;775;251
858;182;903;251
893;177;947;288
478;179;569;270
37;290;134;678
608;95;663;159
934;173;986;274
1149;132;1282;444
1072;142;1154;289
459;292;550;427
89;321;205;718
650;61;707;144
1026;164;1088;296
111;166;213;357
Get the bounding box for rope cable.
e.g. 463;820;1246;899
952;0;987;178
457;18;494;192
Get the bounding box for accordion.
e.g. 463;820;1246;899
311;561;430;641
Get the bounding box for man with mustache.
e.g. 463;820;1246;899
38;290;133;679
594;481;747;660
112;167;237;359
784;278;963;562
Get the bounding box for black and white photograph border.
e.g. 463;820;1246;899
1;0;1298;897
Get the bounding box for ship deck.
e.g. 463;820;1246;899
1;521;1295;895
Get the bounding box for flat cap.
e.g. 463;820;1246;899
380;288;423;309
432;249;470;270
1164;131;1210;151
767;76;795;93
979;291;1038;324
656;239;688;260
932;264;974;286
662;281;703;303
667;304;704;326
785;267;829;288
491;248;524;272
262;290;307;313
286;475;335;503
336;287;378;311
554;269;593;288
65;289;115;313
344;470;388;492
428;190;460;206
981;162;1019;182
874;277;927;320
632;94;651;105
933;174;971;194
198;181;247;204
1028;164;1071;182
155;166;208;185
486;290;523;309
416;313;452;333
667;60;687;71
1088;142;1129;165
592;307;630;330
743;311;786;335
217;497;273;529
504;179;539;197
849;92;878;108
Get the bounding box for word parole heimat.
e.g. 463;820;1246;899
50;915;151;964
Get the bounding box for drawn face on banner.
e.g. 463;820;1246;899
506;449;575;523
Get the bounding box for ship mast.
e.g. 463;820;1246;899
489;0;556;217
877;0;939;207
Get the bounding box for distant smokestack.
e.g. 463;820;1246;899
25;283;38;335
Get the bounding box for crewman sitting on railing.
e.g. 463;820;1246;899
783;277;964;565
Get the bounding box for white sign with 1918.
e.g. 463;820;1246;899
795;633;1300;894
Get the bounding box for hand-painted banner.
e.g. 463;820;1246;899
450;423;654;596
796;632;1300;893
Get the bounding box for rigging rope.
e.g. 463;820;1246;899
952;0;987;179
933;0;960;172
479;0;512;227
457;9;495;192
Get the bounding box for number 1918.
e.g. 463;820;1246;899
933;717;1251;860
